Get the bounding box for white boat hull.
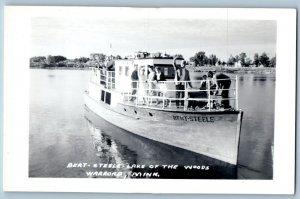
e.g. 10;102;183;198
84;92;243;165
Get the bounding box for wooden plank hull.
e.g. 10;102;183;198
84;93;243;165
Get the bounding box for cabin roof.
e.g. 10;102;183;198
116;57;184;61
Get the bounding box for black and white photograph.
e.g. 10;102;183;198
3;6;296;193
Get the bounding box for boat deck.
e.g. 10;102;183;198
90;67;239;112
110;88;236;112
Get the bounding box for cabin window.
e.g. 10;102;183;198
164;67;168;75
101;90;105;102
119;66;122;75
100;90;111;105
125;66;129;76
154;64;175;79
105;92;111;105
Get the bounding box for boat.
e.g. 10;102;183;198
84;52;243;165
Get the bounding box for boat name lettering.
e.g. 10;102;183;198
172;116;214;122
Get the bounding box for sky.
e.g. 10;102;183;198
30;17;277;61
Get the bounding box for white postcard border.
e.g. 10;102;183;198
3;6;296;194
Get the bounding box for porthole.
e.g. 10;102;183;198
149;113;153;117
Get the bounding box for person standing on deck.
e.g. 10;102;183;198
138;67;148;105
200;74;208;90
130;65;139;101
207;71;231;109
148;65;156;96
173;57;193;108
154;66;167;105
154;66;166;82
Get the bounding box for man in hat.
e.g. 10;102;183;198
207;71;231;109
173;57;192;108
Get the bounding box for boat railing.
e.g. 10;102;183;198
89;67;239;112
89;67;116;89
122;78;239;112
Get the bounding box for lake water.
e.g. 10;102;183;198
29;69;274;179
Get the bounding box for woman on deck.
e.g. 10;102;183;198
154;66;168;106
138;67;148;105
147;65;159;105
148;66;156;96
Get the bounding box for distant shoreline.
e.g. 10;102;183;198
30;66;276;74
30;67;89;70
190;66;276;74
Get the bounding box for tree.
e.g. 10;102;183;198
45;55;67;67
90;53;106;63
46;55;56;66
53;55;67;63
253;53;259;67
190;56;195;62
30;56;47;68
174;54;183;59
227;55;236;66
270;56;276;67
244;58;252;67
259;52;270;67
30;56;46;63
208;54;218;66
115;55;122;60
190;51;208;66
235;55;239;62
75;57;89;63
239;52;247;66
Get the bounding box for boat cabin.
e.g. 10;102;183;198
114;53;183;93
88;52;239;112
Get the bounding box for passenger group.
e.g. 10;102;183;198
130;56;232;109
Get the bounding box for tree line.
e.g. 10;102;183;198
29;54;123;68
30;55;91;68
30;51;276;68
189;51;276;67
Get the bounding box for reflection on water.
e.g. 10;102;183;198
29;70;274;179
85;107;237;179
86;116;134;178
